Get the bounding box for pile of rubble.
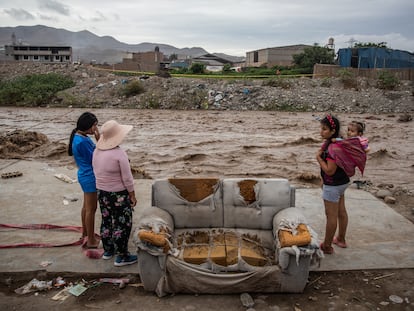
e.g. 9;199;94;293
0;62;413;113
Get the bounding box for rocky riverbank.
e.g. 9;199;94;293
1;62;413;113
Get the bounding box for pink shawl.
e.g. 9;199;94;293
327;138;367;177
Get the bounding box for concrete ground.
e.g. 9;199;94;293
1;159;413;277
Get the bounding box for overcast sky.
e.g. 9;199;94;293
1;0;413;56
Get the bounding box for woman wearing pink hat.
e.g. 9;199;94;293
92;120;137;266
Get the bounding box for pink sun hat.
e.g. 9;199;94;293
96;120;133;150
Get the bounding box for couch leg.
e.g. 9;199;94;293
280;256;311;293
138;250;165;292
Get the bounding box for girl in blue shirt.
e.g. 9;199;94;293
68;112;100;248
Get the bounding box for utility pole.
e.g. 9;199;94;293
345;37;358;48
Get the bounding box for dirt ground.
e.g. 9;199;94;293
0;107;413;310
1;269;413;310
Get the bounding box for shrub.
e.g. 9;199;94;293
262;77;292;89
337;69;357;89
0;73;75;106
119;80;145;97
376;70;399;90
320;77;332;87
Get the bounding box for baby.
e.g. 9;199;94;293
347;121;370;153
331;121;370;153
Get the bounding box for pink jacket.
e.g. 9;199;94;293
92;147;134;193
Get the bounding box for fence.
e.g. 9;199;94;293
313;64;414;81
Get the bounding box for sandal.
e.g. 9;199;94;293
320;242;334;254
333;236;348;248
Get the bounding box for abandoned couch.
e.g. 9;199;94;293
133;178;321;297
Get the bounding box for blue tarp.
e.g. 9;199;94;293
338;48;414;68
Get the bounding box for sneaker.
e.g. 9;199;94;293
114;254;138;267
102;251;114;260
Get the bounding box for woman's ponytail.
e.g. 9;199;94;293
68;128;76;156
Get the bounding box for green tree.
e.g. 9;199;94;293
222;63;232;73
293;44;335;69
169;53;178;61
189;63;205;74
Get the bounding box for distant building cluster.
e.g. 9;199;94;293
102;44;313;73
1;32;413;73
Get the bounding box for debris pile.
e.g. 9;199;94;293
1;62;413;113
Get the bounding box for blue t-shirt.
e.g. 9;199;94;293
72;134;96;186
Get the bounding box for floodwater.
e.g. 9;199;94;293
0;107;413;192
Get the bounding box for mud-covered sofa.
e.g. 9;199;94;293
134;178;321;297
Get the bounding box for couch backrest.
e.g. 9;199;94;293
151;178;295;230
222;178;295;230
152;178;224;228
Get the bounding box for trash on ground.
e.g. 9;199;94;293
68;284;88;296
99;278;130;284
51;288;71;301
54;173;76;183
14;278;53;295
1;171;23;179
53;276;66;287
39;260;52;267
63;194;79;202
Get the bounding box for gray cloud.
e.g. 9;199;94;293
1;0;413;55
38;0;70;16
38;13;59;22
4;8;35;20
91;11;107;22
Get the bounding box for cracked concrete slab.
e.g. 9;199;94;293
1;160;413;277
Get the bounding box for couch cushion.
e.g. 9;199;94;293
152;178;224;228
222;178;295;230
174;228;276;268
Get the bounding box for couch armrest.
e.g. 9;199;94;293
272;207;322;271
133;205;175;256
136;205;175;231
272;207;307;235
133;206;174;292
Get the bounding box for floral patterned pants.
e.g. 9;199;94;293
97;189;133;256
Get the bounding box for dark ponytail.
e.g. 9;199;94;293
68;128;76;156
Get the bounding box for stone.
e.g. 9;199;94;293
240;293;255;308
389;295;403;303
376;189;392;198
384;196;396;204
